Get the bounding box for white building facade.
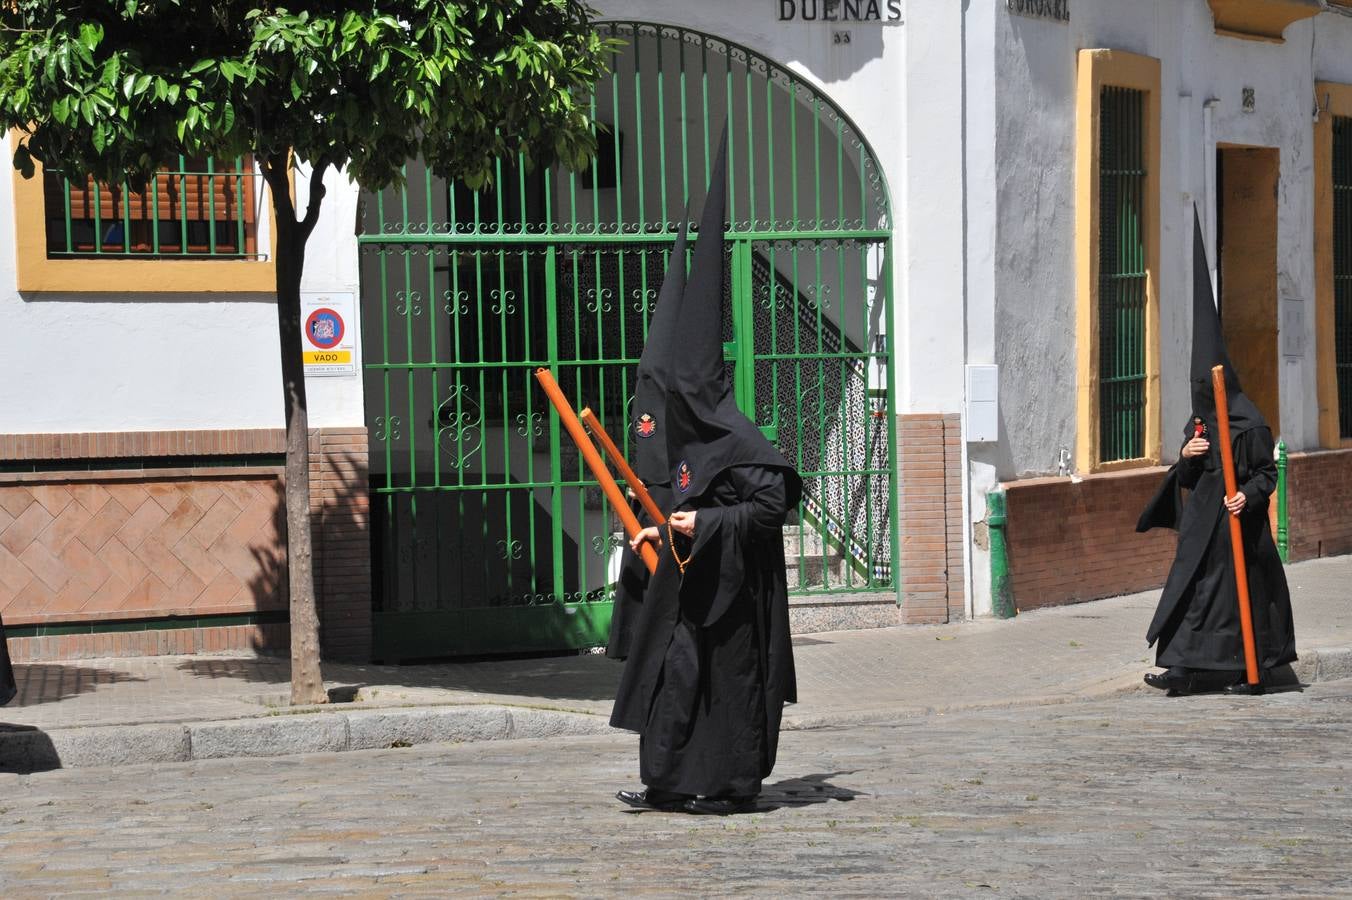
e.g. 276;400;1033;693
1;0;1349;662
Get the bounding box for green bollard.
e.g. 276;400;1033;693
987;489;1015;619
1276;440;1288;563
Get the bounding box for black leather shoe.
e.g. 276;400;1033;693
616;788;691;811
1143;669;1188;693
682;795;758;815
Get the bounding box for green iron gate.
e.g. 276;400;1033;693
360;23;897;660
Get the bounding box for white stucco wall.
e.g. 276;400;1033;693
591;0;918;403
0;145;364;436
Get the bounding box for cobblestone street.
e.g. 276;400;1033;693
2;679;1349;897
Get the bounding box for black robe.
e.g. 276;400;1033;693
0;614;16;707
1137;425;1296;672
610;464;796;797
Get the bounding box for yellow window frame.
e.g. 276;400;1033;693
1315;82;1352;449
8;132;278;293
1075;49;1162;474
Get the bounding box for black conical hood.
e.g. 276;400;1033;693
1189;207;1264;441
663;125;801;506
629;204;690;486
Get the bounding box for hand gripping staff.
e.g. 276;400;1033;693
1211;365;1262;689
579;407;667;526
534;368;658;575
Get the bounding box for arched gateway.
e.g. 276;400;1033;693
359;23;897;659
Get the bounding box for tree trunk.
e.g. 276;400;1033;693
265;156;328;706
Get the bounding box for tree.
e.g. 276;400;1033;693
0;1;614;704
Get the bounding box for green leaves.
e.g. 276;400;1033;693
0;0;613;193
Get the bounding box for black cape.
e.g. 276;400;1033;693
609;125;800;796
605;484;670;661
1137;424;1296;670
0;614;17;707
1135;211;1295;672
610;465;797;796
605;170;690;661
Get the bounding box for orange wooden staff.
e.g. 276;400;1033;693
534;368;657;575
1212;365;1261;687
580;406;667;526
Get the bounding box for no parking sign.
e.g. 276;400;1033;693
300;292;357;376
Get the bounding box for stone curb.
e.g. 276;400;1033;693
0;704;612;774
2;646;1347;773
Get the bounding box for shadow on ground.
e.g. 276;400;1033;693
0;724;61;774
174;651;623;704
619;772;864;816
8;663;145;707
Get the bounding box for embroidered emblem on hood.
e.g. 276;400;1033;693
636;413;656;438
677;460;693;493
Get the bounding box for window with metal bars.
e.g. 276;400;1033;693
42;155;259;258
1335;115;1352;438
1097;86;1148;462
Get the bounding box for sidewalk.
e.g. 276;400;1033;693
2;556;1350;771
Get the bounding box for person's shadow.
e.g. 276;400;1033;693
755;771;865;812
619;771;864;815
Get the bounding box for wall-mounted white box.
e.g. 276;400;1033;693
965;364;999;443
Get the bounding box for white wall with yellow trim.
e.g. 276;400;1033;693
0;142;364;435
967;0;1352;486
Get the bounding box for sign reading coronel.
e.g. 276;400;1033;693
1006;0;1069;23
301;292;357;377
778;0;903;23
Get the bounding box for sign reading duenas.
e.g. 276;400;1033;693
778;0;903;22
1006;0;1069;23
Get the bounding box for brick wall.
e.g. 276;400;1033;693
1286;448;1352;561
9;623;290;663
1003;468;1177;611
309;428;371;661
897;413;965;623
1;427;372;662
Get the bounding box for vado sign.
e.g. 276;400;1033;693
301;292;357;376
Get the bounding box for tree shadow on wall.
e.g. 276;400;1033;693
173;441;371;672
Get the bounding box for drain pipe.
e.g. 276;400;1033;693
1276;439;1289;562
986;487;1015;618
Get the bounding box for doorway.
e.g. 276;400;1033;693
1216;145;1280;436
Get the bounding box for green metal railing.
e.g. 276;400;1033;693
1334;116;1352;438
1098;86;1148;463
45;155;260;259
359;22;898;657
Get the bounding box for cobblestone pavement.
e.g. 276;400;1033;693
5;555;1350;736
1;680;1349;897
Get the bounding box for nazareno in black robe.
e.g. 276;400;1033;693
610;464;797;797
1137;422;1296;672
1135;209;1296;676
609;124;800;797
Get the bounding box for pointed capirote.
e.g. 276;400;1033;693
628;190;692;486
1188;207;1264;437
660;124;801;506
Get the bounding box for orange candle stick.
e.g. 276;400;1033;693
534;368;657;574
1211;365;1261;687
580;406;667;527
